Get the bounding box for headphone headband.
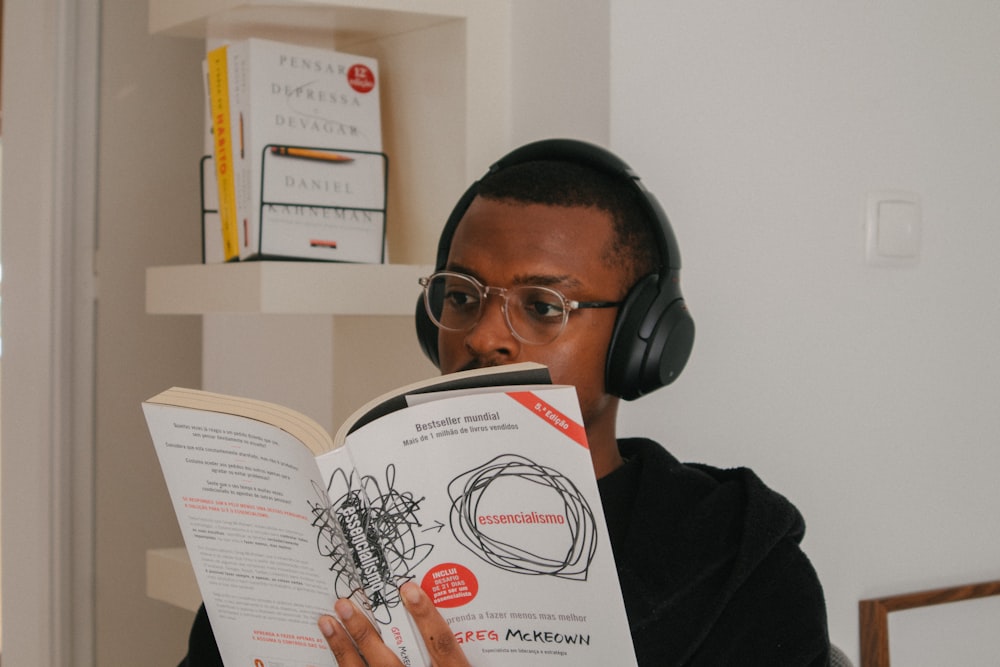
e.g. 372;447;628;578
435;139;681;274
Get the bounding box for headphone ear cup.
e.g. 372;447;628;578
606;275;695;400
606;275;658;399
415;180;481;368
415;296;441;368
638;298;695;395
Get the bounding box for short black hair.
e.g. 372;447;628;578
473;159;660;292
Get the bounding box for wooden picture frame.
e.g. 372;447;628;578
859;579;1000;666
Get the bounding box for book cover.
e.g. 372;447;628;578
143;364;637;667
208;38;386;263
206;47;240;261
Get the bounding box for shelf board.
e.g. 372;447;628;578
146;547;200;613
146;262;434;315
150;0;472;41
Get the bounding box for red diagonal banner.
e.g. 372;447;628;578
506;391;589;449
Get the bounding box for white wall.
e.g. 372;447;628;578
610;1;1000;663
510;0;610;146
93;0;205;664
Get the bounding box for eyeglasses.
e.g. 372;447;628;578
419;271;622;345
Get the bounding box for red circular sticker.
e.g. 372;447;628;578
421;562;479;608
347;64;376;93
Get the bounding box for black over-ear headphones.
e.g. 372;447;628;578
414;138;695;400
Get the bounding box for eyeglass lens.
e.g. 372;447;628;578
425;273;568;344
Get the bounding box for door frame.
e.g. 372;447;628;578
0;0;99;664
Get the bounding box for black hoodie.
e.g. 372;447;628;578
179;438;830;667
601;438;830;666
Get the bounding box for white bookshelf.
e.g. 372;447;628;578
152;0;511;266
145;0;513;611
146;548;201;613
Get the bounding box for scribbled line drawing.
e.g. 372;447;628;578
308;479;372;618
448;454;597;580
309;464;434;624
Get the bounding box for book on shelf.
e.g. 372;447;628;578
200;56;225;264
143;363;638;667
207;37;387;263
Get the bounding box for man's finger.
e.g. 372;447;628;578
401;582;471;666
317;614;369;667
334;598;401;665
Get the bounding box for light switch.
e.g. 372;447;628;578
866;191;921;266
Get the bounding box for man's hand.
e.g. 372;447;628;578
318;582;471;667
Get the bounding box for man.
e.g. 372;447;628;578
180;139;830;666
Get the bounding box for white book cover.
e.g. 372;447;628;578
317;387;635;666
212;38;386;263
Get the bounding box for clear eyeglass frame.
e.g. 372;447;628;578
419;271;622;345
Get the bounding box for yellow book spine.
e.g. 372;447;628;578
206;46;239;261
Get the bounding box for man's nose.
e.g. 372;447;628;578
463;294;519;357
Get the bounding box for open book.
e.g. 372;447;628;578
143;363;638;667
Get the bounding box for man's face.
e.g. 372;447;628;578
437;196;626;433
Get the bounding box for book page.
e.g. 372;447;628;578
145;402;353;667
314;385;638;667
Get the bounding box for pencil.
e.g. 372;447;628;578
270;146;355;163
